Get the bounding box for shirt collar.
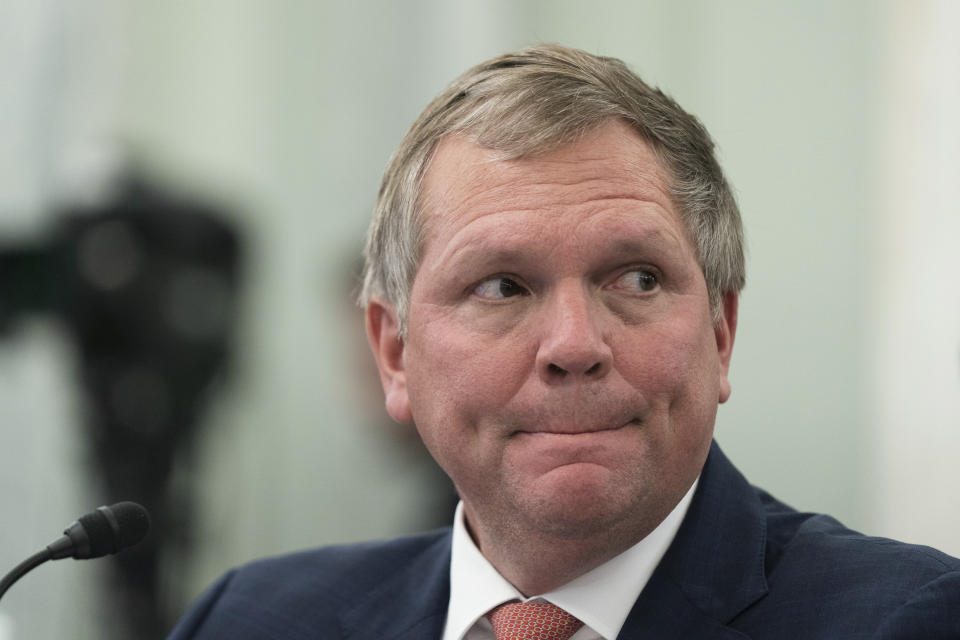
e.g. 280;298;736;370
442;478;699;640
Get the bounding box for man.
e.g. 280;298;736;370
169;44;960;639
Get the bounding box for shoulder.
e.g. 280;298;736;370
231;527;452;594
167;528;452;639
759;487;960;583
745;489;960;637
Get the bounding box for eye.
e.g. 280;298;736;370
614;269;659;292
473;276;528;300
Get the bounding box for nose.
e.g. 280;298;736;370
536;284;613;383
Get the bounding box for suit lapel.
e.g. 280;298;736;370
339;531;451;640
617;443;768;639
615;577;753;639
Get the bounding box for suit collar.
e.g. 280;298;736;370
339;532;452;640
617;442;768;639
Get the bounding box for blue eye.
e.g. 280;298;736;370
616;269;659;292
473;277;528;299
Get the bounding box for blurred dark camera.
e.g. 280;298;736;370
0;175;244;638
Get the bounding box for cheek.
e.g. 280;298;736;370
405;314;533;432
615;322;720;423
405;318;534;491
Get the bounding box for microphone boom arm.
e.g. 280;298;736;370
0;549;52;602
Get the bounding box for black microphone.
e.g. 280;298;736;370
0;502;150;602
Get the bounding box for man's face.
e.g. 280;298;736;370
367;119;736;548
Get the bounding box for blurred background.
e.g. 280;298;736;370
1;1;958;638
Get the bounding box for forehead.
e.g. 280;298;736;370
418;119;685;253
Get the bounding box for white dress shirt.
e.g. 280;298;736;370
441;479;699;640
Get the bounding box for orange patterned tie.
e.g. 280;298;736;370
487;601;584;640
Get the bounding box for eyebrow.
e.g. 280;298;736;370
442;244;532;274
600;229;687;259
440;223;688;275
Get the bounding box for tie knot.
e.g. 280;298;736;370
487;601;584;640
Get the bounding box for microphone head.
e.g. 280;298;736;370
67;502;150;559
106;501;151;549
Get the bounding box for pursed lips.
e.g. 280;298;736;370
512;417;642;436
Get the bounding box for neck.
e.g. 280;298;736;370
462;503;660;596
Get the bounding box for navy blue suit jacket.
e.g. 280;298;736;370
168;443;960;638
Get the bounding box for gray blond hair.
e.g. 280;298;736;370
360;43;744;333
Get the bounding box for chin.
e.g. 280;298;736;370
522;501;636;541
517;465;649;539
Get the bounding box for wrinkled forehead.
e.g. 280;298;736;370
416;120;681;248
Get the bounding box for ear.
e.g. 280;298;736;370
365;299;412;423
715;291;738;404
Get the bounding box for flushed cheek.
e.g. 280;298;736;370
413;314;533;399
406;321;532;448
615;332;718;420
616;341;694;399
